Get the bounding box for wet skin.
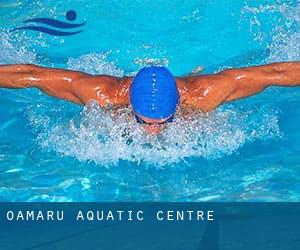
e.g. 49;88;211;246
0;62;300;133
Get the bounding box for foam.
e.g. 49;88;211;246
268;5;300;62
26;101;281;167
67;51;124;76
0;31;36;64
242;3;300;62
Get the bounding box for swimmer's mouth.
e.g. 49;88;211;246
134;115;174;125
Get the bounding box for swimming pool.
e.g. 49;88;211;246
0;0;299;201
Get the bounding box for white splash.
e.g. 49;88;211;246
0;31;36;64
268;4;300;62
242;2;300;62
67;51;124;76
26;101;281;167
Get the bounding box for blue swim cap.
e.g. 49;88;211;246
130;66;179;119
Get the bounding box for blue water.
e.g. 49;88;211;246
0;0;299;201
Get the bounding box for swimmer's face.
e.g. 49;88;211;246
135;114;171;135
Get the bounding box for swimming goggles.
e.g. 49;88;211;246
135;115;174;125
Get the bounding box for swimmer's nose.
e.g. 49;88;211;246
143;124;163;135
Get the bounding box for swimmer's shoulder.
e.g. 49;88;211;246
72;75;132;106
176;73;237;112
176;75;212;106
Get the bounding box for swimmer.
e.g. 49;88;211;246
0;62;300;134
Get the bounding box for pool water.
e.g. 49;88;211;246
0;0;299;201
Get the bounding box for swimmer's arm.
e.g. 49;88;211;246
0;64;89;103
224;62;300;101
0;64;128;105
182;62;300;111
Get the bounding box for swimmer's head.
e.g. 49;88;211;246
129;66;179;130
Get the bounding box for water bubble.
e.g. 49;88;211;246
26;102;281;167
242;2;300;62
0;31;36;64
268;5;300;62
67;51;124;76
